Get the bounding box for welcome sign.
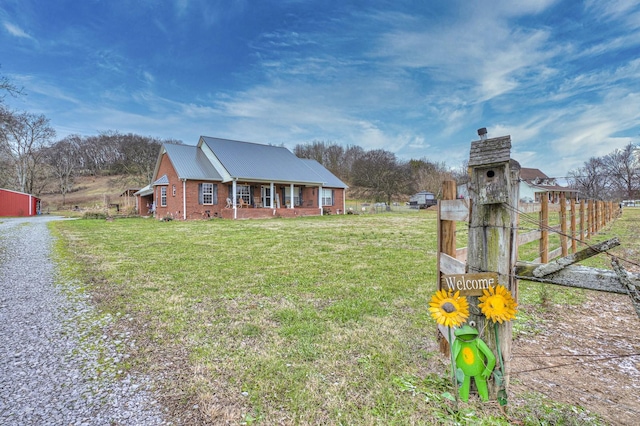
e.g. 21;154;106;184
441;272;499;296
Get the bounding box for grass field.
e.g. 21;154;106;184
50;208;637;425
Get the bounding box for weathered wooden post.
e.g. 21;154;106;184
540;195;549;264
466;133;520;399
437;180;458;354
587;200;596;239
580;200;586;242
570;198;577;253
560;193;568;257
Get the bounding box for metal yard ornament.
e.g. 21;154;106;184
478;284;518;405
452;324;496;402
429;289;470;402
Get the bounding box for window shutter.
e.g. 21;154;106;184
198;183;203;205
213;184;218;205
331;190;335;206
249;186;254;205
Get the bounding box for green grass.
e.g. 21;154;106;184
48;208;631;425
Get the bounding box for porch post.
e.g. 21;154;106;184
232;180;237;219
343;190;346;215
318;186;323;215
182;179;187;220
289;183;294;208
270;182;275;208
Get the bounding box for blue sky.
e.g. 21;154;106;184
2;0;639;178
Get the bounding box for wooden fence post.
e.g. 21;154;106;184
560;193;568;257
466;135;519;398
540;195;549;264
587;200;596;239
570;198;577;253
439;180;458;286
580;200;585;242
437;180;458;354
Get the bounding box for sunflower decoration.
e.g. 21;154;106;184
478;285;517;324
429;289;469;327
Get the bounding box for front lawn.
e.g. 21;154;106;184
51;208;623;425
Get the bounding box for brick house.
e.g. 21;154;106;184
136;136;348;220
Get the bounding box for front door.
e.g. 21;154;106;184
261;186;272;208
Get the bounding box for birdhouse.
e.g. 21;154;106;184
468;134;512;205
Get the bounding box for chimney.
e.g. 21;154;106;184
477;127;488;141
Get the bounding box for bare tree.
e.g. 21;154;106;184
352;149;412;204
409;158;453;196
602;143;639;199
0;110;56;194
294;141;363;185
45;135;81;205
451;160;470;186
114;133;162;183
294;140;326;164
0;69;23;101
568;157;610;200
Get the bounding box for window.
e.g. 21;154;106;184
284;186;300;206
321;189;334;206
198;183;218;205
236;185;251;204
160;187;167;207
202;183;213;204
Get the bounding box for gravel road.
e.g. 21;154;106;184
0;216;168;425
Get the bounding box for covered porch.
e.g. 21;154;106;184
218;205;325;219
223;181;337;218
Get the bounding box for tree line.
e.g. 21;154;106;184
568;142;640;201
294;141;454;203
0;111;179;204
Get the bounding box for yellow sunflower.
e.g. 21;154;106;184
429;289;469;327
478;285;517;323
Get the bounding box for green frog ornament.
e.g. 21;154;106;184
452;323;496;402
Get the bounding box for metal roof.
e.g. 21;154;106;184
300;159;348;188
134;184;153;196
200;137;326;184
164;143;222;181
153;174;169;185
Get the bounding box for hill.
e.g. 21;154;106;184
40;175;139;213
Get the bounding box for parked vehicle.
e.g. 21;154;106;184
409;191;437;209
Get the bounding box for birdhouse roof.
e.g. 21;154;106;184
468;135;511;167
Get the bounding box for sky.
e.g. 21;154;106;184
1;0;639;178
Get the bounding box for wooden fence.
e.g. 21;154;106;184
438;193;621;273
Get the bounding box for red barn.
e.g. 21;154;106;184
0;189;41;217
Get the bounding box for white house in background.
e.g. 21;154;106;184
457;167;578;204
519;168;578;203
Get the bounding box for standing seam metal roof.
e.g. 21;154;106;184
200;137;326;184
300;159;348;188
163;143;222;181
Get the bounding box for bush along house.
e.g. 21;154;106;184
136;136;348;220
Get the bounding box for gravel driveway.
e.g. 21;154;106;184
0;216;168;425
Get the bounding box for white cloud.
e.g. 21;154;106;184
3;21;34;40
